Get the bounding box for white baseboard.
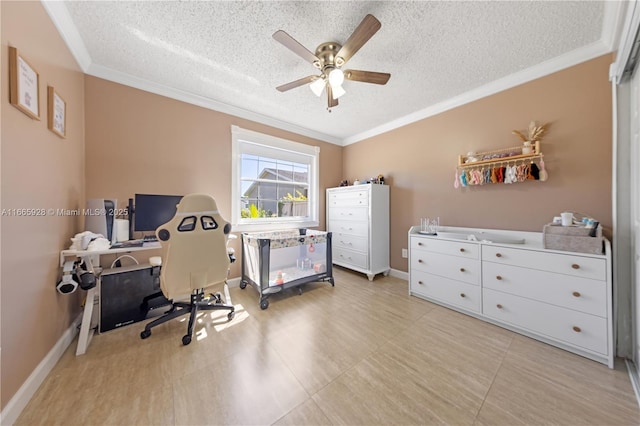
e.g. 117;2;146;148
626;359;640;408
0;314;82;425
227;277;241;288
389;268;408;281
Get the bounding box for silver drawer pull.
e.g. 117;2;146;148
496;275;502;281
459;293;466;298
496;304;503;309
572;291;581;297
572;326;581;333
459;268;465;272
495;253;502;258
571;264;580;269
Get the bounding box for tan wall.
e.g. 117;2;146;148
84;75;343;277
1;1;85;409
343;54;614;273
0;4;613;409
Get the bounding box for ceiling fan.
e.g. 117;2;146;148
273;14;391;111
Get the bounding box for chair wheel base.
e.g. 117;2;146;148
140;330;151;339
227;311;235;321
182;334;192;345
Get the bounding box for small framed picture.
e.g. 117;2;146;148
9;46;40;120
47;86;66;138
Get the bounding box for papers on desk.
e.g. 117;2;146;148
143;241;161;248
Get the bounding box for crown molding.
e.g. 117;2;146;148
43;0;620;147
87;63;342;145
343;41;613;146
40;0;341;146
41;0;91;71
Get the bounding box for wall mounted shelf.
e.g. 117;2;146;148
458;141;542;169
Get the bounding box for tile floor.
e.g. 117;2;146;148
15;267;640;425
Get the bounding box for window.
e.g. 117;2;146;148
231;126;319;232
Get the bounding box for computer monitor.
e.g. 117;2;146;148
134;194;183;232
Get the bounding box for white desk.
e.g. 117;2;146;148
60;243;161;355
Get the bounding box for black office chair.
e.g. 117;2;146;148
140;194;235;345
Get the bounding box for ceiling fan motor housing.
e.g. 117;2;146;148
315;42;343;72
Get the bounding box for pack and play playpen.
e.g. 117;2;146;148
240;230;334;309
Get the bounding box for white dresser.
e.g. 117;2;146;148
408;226;613;367
327;185;390;281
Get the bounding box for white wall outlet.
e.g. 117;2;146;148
402;248;408;258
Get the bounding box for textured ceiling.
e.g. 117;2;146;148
47;1;618;145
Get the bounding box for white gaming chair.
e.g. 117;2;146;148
140;194;235;345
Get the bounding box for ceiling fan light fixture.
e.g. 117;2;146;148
273;14;389;110
328;68;344;87
331;84;346;100
309;77;325;96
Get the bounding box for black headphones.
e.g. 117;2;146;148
77;268;96;290
57;260;80;294
56;260;96;294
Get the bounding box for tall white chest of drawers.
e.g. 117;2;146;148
408;226;614;368
327;185;390;281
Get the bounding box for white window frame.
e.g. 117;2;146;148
231;125;319;232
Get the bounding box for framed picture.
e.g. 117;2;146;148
47;86;66;138
9;46;40;120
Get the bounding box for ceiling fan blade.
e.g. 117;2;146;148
327;85;338;108
336;14;381;66
344;69;390;85
273;30;320;64
276;75;317;92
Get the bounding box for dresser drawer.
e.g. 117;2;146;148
483;289;608;355
411;270;480;313
333;233;368;253
411;251;480;285
328;220;368;237
482;262;607;317
329;206;368;221
411;237;479;260
333;247;368;269
482;246;606;281
328;190;369;207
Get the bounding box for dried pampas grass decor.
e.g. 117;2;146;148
512;121;548;142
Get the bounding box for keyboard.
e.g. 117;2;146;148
143;235;158;242
111;240;144;249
